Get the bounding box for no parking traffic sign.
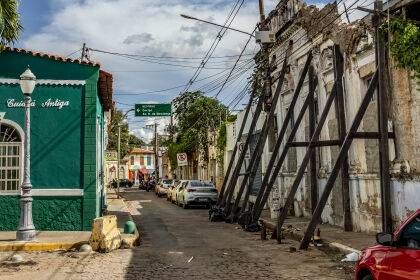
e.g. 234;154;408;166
177;153;188;166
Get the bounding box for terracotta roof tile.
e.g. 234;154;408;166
130;148;155;154
3;47;100;67
98;70;113;111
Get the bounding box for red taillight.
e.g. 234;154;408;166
188;189;196;192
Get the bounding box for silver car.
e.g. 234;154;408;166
177;180;218;209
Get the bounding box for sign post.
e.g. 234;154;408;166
177;153;188;167
177;153;188;179
135;104;171;117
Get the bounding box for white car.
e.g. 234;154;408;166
155;179;173;197
176;180;218;209
168;180;184;203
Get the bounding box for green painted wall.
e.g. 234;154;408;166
82;73;100;230
0;84;83;188
0;196;82;231
0;50;103;231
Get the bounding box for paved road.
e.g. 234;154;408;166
0;190;353;279
121;190;352;280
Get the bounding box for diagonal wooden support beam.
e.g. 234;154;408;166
250;54;313;217
226;47;292;218
299;71;379;249
251;67;319;226
216;87;256;204
276;78;338;242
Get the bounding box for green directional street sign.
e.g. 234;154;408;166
135;103;172;117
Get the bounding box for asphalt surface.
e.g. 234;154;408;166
121;189;352;280
0;189;352;279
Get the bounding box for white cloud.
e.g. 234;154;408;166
22;0;278;140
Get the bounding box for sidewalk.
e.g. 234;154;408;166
259;210;376;254
106;189;140;247
0;189;138;252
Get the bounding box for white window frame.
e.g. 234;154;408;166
0;119;24;195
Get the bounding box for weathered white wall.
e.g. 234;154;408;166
222;1;420;233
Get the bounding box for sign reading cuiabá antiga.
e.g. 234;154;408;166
135;103;171;117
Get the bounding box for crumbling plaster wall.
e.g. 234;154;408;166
223;2;419;231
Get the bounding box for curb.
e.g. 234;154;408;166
260;219;361;255
0;241;86;252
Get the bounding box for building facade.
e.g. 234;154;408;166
225;0;420;233
123;147;155;181
0;48;113;231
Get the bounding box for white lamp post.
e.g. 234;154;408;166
16;67;36;241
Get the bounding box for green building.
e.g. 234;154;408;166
0;47;113;231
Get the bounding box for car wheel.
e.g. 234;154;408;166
361;274;373;280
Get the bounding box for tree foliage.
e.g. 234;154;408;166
0;0;22;46
166;91;229;167
383;17;420;74
107;110;145;158
216;115;237;164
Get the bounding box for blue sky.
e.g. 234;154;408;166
16;0;332;141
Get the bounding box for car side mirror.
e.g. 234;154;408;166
376;232;393;246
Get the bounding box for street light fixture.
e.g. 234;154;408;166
16;67;36;241
180;14;255;37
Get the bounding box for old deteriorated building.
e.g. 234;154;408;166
225;0;420;232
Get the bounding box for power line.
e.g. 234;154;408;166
214;26;257;98
182;0;246;92
113;59;253;96
89;47;256;61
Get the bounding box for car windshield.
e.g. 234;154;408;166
163;180;173;184
189;181;214;188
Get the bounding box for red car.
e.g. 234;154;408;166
355;209;420;280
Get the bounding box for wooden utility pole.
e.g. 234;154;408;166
373;0;392;233
333;45;352;231
81;43;86;61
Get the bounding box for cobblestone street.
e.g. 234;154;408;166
0;190;353;279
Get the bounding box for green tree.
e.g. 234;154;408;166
0;0;22;46
107;110;145;158
166;91;230;167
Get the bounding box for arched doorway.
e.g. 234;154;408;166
0;121;23;193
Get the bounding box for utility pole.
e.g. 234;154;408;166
154;122;159;180
81;43;86;61
374;0;392;233
117;126;121;198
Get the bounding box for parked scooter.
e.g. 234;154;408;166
145;177;156;192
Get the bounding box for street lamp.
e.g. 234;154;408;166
16;67;36;241
180;14;255;37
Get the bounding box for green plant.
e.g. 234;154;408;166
164;91;230;168
107;109;145;158
0;0;22;46
216;115;237;164
382;17;420;73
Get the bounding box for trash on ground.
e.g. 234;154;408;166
341;252;360;262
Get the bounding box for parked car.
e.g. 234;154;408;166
168;180;184;203
176;180;218;209
155;179;174;197
355;209;420;280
